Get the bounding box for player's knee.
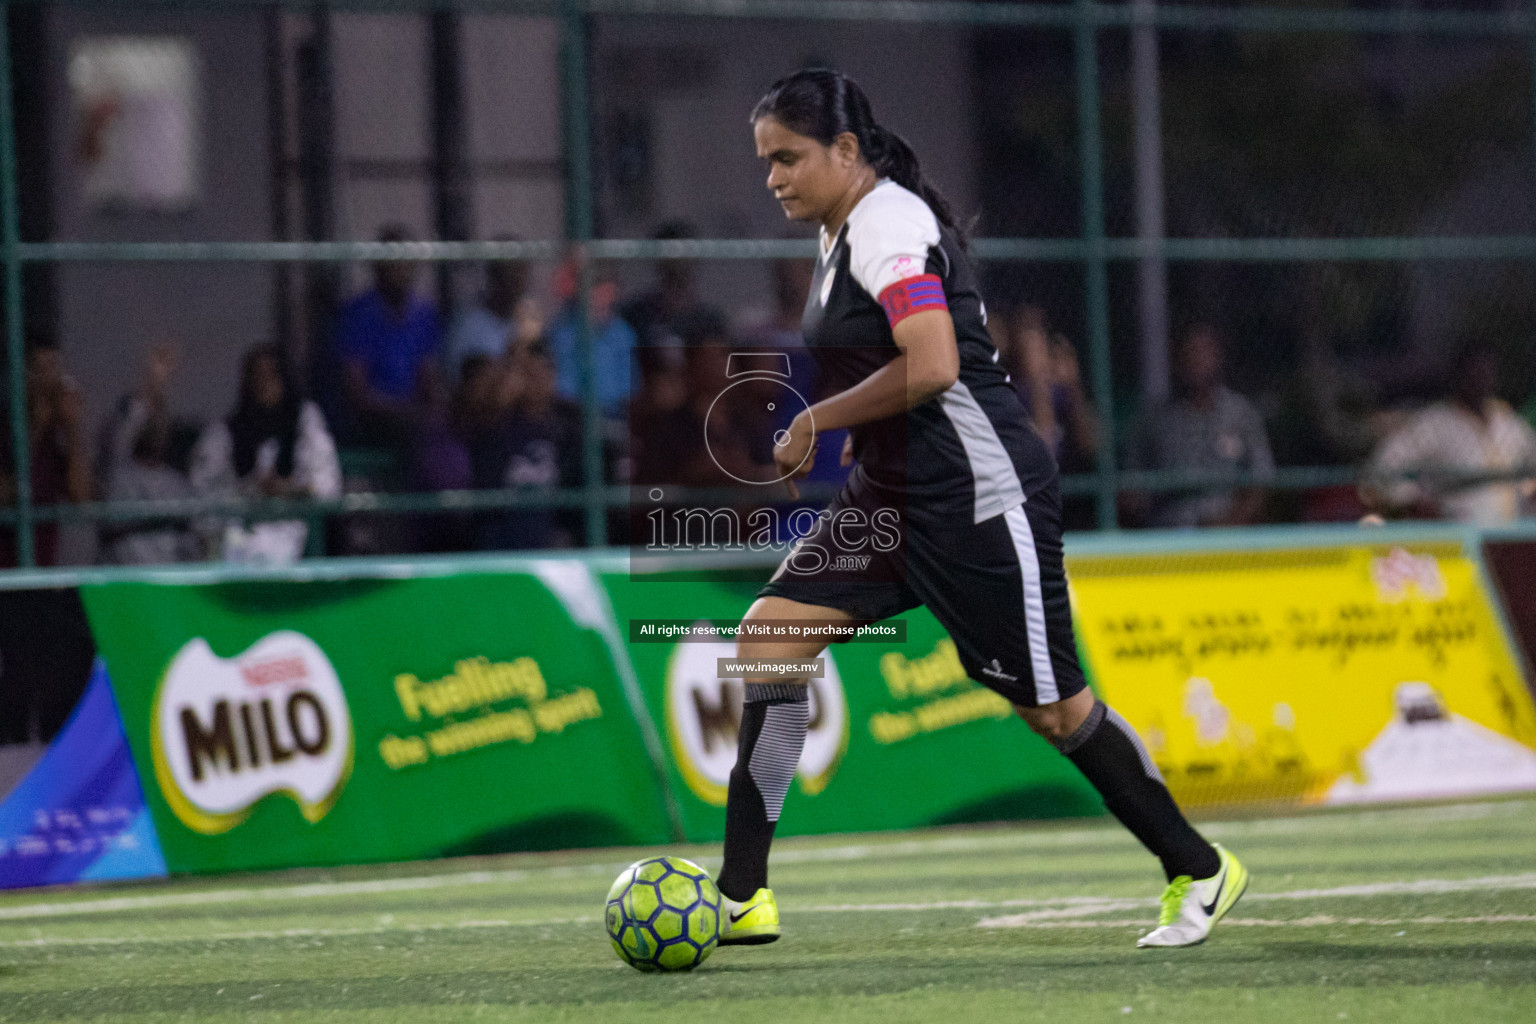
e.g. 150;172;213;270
1014;702;1074;742
1017;688;1095;737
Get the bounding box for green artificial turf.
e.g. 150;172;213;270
2;798;1533;1022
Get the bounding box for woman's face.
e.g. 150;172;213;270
753;116;855;224
250;354;285;408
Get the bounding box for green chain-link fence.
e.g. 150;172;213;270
5;0;1536;567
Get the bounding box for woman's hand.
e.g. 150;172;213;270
774;411;818;499
144;341;178;400
840;433;854;467
513;297;545;345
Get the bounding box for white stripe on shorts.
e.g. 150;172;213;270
1003;505;1060;705
937;381;1027;524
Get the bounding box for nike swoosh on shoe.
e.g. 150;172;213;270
1200;865;1227;916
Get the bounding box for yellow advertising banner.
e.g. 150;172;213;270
1069;541;1536;808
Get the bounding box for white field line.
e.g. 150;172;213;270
4;909;1534;950
0;838;1105;921
0;868;564;921
1204;798;1533;837
978;914;1536;930
777;797;1534;863
801;895;1140;914
4;865;1534;926
2;798;1531;923
4;874;1535;948
0;835;1051;922
806;872;1536;918
972;873;1536;928
0;916;600;949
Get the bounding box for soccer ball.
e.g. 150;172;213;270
605;856;721;972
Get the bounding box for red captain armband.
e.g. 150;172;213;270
878;274;948;327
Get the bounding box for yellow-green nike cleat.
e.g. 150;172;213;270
718;888;781;946
1137;844;1249;948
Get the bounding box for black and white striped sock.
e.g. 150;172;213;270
716;682;809;902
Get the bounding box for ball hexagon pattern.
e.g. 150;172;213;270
605;856;721;972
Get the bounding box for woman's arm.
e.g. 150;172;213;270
773;308;959;496
811;309;959;430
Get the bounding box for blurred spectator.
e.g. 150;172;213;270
99;343;199;564
1271;331;1386;522
97;341;173;496
1125;323;1274;528
404;353;493;552
547;256;638;415
1045;336;1098;468
333;224;443;448
1274;331;1382;468
444;244;544;381
992;307;1054;449
469;339;582;550
740;256;852;485
191;344;341;562
0;339;91;567
691;316;779;486
998;310;1098;467
746;257;815;351
628;345;693;487
409;353;488;496
1364;342;1536;525
996;308;1100;531
620;221;727;349
103;411;199;566
630;313;771;488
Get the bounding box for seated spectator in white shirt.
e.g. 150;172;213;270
1365;342;1536;525
191;344;342;562
104;413;200;565
98;342;199;564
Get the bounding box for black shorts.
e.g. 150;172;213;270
758;477;1087;708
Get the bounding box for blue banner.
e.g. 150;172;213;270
0;660;167;889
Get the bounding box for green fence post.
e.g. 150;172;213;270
1526;30;1536;465
561;2;607;548
0;3;31;567
305;509;325;558
1075;0;1117;530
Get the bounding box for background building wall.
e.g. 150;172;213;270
591;16;978;328
42;11;976;433
47;6;274;428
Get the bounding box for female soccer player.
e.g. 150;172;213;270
715;69;1247;949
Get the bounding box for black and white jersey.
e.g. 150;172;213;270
802;180;1055;523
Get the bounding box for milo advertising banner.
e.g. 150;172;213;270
601;572;1101;842
9;525;1536;890
81;563;676;874
1068;539;1536;808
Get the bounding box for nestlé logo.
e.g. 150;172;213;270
151;631;353;834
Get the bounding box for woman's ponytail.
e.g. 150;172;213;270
752;69;968;247
865;124;964;247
